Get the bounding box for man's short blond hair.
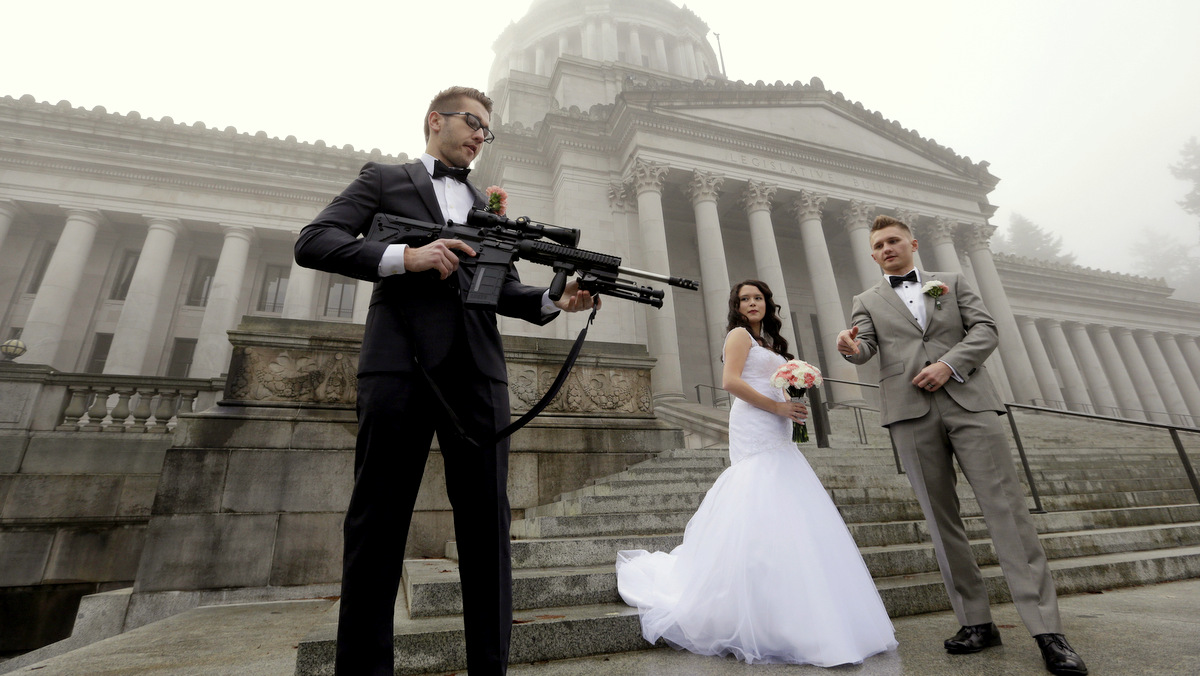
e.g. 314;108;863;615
424;86;494;141
869;214;913;237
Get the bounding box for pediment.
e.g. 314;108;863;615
660;103;966;178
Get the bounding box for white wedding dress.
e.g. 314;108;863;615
616;328;897;666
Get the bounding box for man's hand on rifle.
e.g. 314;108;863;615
554;279;598;313
404;239;477;279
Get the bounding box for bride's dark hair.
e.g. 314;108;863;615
726;280;793;360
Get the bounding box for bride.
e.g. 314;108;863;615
616;280;897;666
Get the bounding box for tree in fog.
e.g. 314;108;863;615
1130;228;1200;303
991;213;1077;265
1170;137;1200;238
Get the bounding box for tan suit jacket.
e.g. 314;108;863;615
845;270;1004;425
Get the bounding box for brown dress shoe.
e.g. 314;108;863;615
1035;633;1088;675
944;622;1002;654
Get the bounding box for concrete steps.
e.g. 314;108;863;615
294;410;1200;675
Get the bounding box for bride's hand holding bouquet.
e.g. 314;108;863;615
769;360;823;443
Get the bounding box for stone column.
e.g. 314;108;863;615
693;44;708;79
1041;318;1092;412
1016;316;1064;406
1111;327;1170;423
0;199;18;254
961;224;1042;404
628;27;643;66
678;40;698;79
841;200;878;291
925;216;964;274
281;248;318;320
686;170;731;387
21;208;103;366
352;279;373;324
534;44;546;75
1133;329;1191;424
104;216;183;375
895;210;927;270
1156;332;1200;419
584;18;600;60
1064;321;1121;417
653;34;669;72
1089;326;1149;421
630;158;683;399
601;18;618;61
1178;336;1200;388
740;181;798;353
789;191;861;404
190;225;254;379
558;34;570;58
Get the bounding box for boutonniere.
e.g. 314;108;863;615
922;280;950;309
484;185;508;216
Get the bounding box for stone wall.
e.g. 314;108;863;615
128;316;682;624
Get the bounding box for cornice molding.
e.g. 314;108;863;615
0;94;405;174
619;77;996;185
0;151;338;204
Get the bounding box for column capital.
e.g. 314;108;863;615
685;169;724;204
739;180;777;214
219;224;256;243
142;215;184;235
894;209;922;228
607;181;633;212
926;216;959;244
789;190;827;222
0;199;20;220
61;207;104;225
960;222;997;252
629;158;669;195
840;200;876;233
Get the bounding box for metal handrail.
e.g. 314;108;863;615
816;377;904;471
1031;398;1197;428
694;383;730;408
810;378;1200;513
1005;403;1200;510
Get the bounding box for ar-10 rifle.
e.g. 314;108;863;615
367;208;699;309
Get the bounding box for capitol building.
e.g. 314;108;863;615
3;0;1200;661
4;1;1199;426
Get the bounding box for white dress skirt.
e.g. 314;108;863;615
616;331;897;666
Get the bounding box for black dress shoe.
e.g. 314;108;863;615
1035;633;1088;675
944;622;1002;654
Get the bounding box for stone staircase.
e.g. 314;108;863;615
293;408;1200;675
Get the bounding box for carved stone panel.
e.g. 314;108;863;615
226;347;358;407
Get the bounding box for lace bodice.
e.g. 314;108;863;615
725;329;795;465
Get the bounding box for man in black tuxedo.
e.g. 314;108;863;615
295;86;593;676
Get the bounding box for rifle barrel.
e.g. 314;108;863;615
616;265;700;290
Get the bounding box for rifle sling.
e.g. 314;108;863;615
398;302;599;449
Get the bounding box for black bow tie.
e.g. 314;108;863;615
432;159;470;183
889;270;918;287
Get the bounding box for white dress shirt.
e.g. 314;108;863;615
376;155;558;313
886;268;962;382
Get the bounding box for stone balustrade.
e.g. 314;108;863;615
0;362;222;437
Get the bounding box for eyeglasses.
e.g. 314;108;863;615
437;111;495;143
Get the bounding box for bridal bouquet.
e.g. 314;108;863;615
769;359;823;443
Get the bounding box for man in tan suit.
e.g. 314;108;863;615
836;215;1086;676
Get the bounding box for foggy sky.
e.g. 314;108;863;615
4;0;1199;278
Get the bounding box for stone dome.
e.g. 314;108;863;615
489;0;721;88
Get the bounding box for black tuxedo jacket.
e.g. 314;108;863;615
295;161;556;381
